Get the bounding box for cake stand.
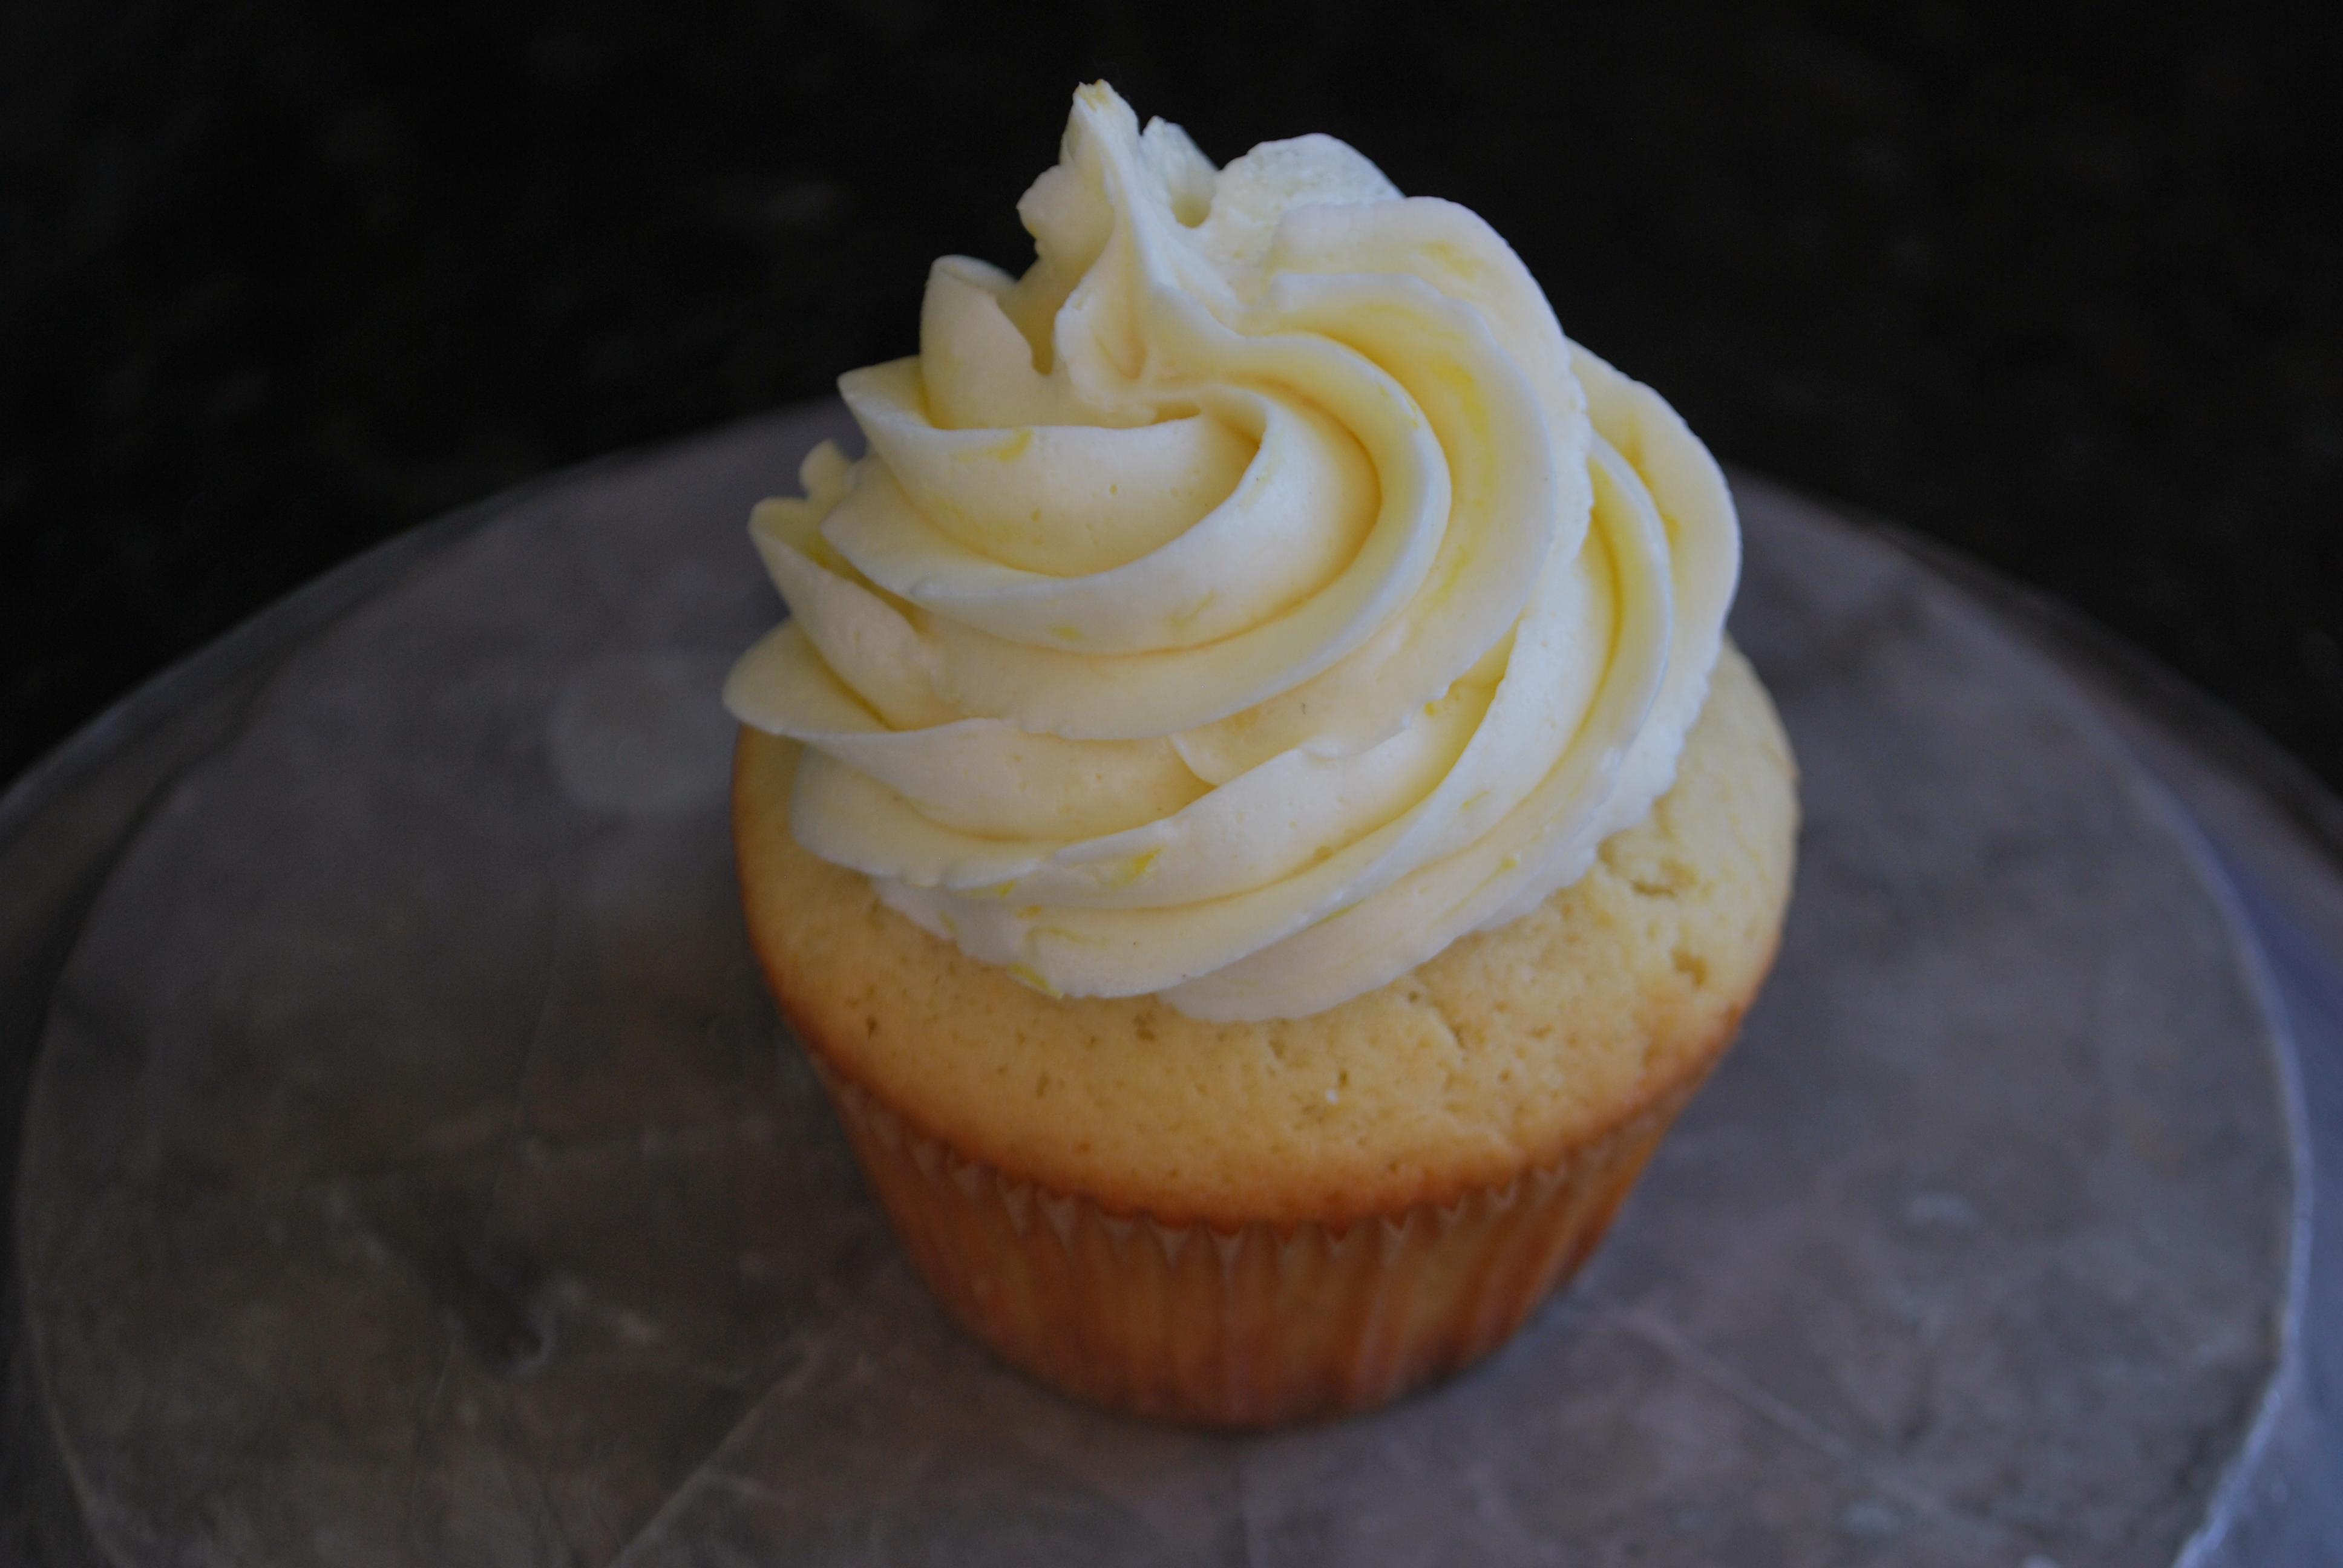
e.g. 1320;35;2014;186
2;403;2337;1565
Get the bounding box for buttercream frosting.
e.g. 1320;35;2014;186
725;83;1740;1021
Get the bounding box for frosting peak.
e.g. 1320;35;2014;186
725;83;1739;1021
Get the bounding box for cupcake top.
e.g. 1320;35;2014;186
726;83;1738;1022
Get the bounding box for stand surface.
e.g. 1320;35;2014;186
4;404;2336;1566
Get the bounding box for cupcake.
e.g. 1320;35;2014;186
726;83;1797;1426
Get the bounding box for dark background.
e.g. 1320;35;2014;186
4;0;2339;796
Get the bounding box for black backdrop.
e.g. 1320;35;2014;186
5;1;2339;793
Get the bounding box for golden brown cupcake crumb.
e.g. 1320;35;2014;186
736;642;1797;1231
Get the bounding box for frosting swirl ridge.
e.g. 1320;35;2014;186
725;83;1740;1021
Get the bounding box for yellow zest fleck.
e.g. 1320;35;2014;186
1168;590;1216;630
1426;239;1482;280
1095;849;1160;888
1498;854;1522;873
973;881;1017;900
1008;963;1063;999
963;426;1034;462
1049;624;1083;643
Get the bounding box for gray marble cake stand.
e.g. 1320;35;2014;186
2;402;2337;1566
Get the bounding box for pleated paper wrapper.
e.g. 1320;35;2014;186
810;1055;1703;1427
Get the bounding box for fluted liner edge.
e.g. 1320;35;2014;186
809;1055;1701;1427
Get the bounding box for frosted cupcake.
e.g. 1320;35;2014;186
727;83;1797;1426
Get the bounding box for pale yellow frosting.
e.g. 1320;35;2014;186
725;83;1739;1021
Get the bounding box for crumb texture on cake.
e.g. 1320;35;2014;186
735;643;1797;1227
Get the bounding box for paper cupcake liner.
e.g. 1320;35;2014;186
808;1054;1703;1428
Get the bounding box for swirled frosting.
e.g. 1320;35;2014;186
724;83;1739;1022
